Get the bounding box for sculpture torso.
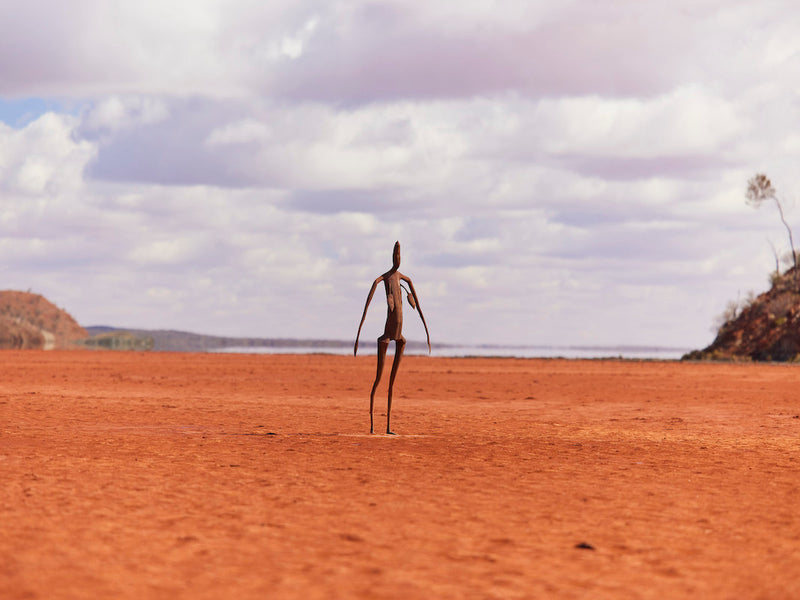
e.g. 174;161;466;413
383;270;404;339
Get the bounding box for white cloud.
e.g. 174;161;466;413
81;96;169;138
0;0;798;351
0;113;95;195
530;87;743;158
266;15;320;60
128;238;205;266
205;118;271;147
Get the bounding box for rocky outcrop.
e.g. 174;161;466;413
0;291;87;349
684;269;800;361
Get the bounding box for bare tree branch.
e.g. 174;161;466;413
747;173;797;273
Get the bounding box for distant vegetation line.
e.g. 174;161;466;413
85;327;687;355
84;326;434;353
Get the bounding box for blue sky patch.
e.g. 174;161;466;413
0;97;78;127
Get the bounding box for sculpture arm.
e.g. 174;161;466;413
354;276;382;356
402;275;431;354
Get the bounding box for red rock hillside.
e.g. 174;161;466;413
0;291;87;349
684;267;800;361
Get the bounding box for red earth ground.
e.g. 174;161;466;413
2;350;799;599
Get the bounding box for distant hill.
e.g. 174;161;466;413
0;290;87;349
84;327;441;353
684;267;800;361
84;326;363;353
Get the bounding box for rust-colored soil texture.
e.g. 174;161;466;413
2;351;799;599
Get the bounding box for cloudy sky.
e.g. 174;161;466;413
1;0;798;350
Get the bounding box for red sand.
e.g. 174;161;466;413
2;350;799;599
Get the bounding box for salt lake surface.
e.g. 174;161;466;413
212;344;690;361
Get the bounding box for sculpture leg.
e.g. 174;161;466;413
386;337;406;435
370;337;390;434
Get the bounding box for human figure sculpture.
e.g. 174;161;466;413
354;241;431;434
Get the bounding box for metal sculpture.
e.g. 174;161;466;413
354;241;430;434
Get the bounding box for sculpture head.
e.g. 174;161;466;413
392;241;401;269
